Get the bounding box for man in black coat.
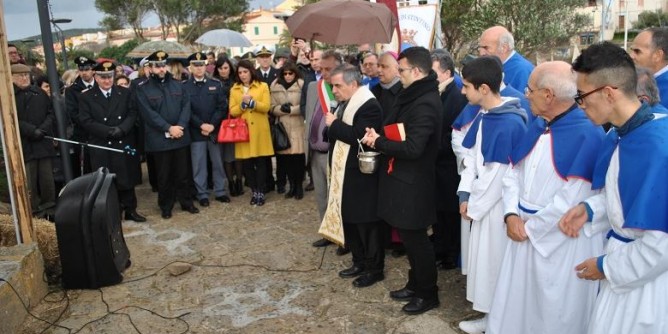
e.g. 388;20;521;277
363;47;442;315
431;49;469;269
78;62;146;222
65;56;97;176
12;64;56;217
135;51;199;219
324;64;384;288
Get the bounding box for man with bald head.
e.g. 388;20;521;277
478;26;534;93
482;62;605;334
629;27;668;108
371;52;402;122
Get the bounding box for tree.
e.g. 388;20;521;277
98;39;141;64
633;10;668;30
99;16;123;40
439;0;590;61
95;0;151;41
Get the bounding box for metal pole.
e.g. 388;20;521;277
37;0;73;182
53;24;69;70
623;0;629;50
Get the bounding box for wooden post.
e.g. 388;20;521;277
0;0;35;243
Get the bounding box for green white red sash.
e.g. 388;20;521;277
317;79;335;114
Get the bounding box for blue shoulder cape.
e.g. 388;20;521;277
452;85;533;130
462;99;527;164
503;52;534;97
510;106;604;181
592;104;668;233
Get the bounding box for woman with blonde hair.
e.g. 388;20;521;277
229;60;274;206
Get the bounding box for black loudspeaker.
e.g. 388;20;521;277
55;167;131;289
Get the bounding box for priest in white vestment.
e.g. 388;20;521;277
487;61;605;334
560;42;668;334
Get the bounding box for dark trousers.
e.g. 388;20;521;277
243;157;267;193
146;153;158;190
70;147;92;177
118;188;138;211
153;146;193;211
278;154;306;187
344;221;385;274
433;210;461;263
397;227;438;299
264;156;275;190
26;158;56;214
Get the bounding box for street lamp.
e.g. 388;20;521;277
51;18;72;70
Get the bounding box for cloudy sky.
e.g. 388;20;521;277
4;0;277;41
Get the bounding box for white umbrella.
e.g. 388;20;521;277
195;29;253;47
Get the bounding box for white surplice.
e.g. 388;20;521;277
584;148;668;334
486;134;604;334
452;113;480;275
457;112;509;313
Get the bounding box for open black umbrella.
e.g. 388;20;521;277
286;0;397;45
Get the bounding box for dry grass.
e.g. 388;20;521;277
0;214;61;282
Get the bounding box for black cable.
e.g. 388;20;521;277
4;245;329;333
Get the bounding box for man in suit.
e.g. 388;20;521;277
431;49;468;270
363;46;442;315
305;50;343;249
136;51;199;219
323;64;384;288
78;61;146;222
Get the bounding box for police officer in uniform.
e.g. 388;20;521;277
65;56;97;176
135;51;199;219
184;52;230;206
78;61;146;222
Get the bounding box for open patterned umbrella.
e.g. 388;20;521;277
286;0;397;45
126;40;194;60
195;29;253;47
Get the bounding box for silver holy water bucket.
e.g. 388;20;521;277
358;143;379;174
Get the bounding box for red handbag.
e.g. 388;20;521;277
217;114;249;143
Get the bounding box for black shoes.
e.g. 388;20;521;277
250;192;265;206
215;195;231;203
312;238;333;247
199;198;210;207
389;287;416;301
294;184;304;200
277;184;286;194
124;210;147;222
338;265;365;278
284;182;295;198
336;246;350;256
353;272;384;287
402;297;440;315
437;259;457;270
305;181;314;191
161;210;172;219
181;205;200;214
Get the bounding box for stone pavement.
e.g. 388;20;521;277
20;180;479;333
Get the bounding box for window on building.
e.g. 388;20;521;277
273;26;278;35
254;27;259;35
619;15;625;29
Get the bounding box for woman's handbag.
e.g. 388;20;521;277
271;121;291;151
217;114;249;143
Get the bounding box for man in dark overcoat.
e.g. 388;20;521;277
78;61;146;222
324;64;384;288
362;47;442;315
65;56;97;176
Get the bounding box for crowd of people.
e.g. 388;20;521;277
8;24;668;333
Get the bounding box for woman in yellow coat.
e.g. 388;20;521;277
229;60;274;206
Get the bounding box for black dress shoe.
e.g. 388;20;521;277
402;297;440;315
389;287;416;301
277;185;286;194
436;259;457;270
199;198;210;207
215;195;231;203
124;211;147;222
181;205;200;214
312;238;332;247
353;272;384;287
305;182;314;191
161;210;172;219
336;246;350;256
338;265;365;278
